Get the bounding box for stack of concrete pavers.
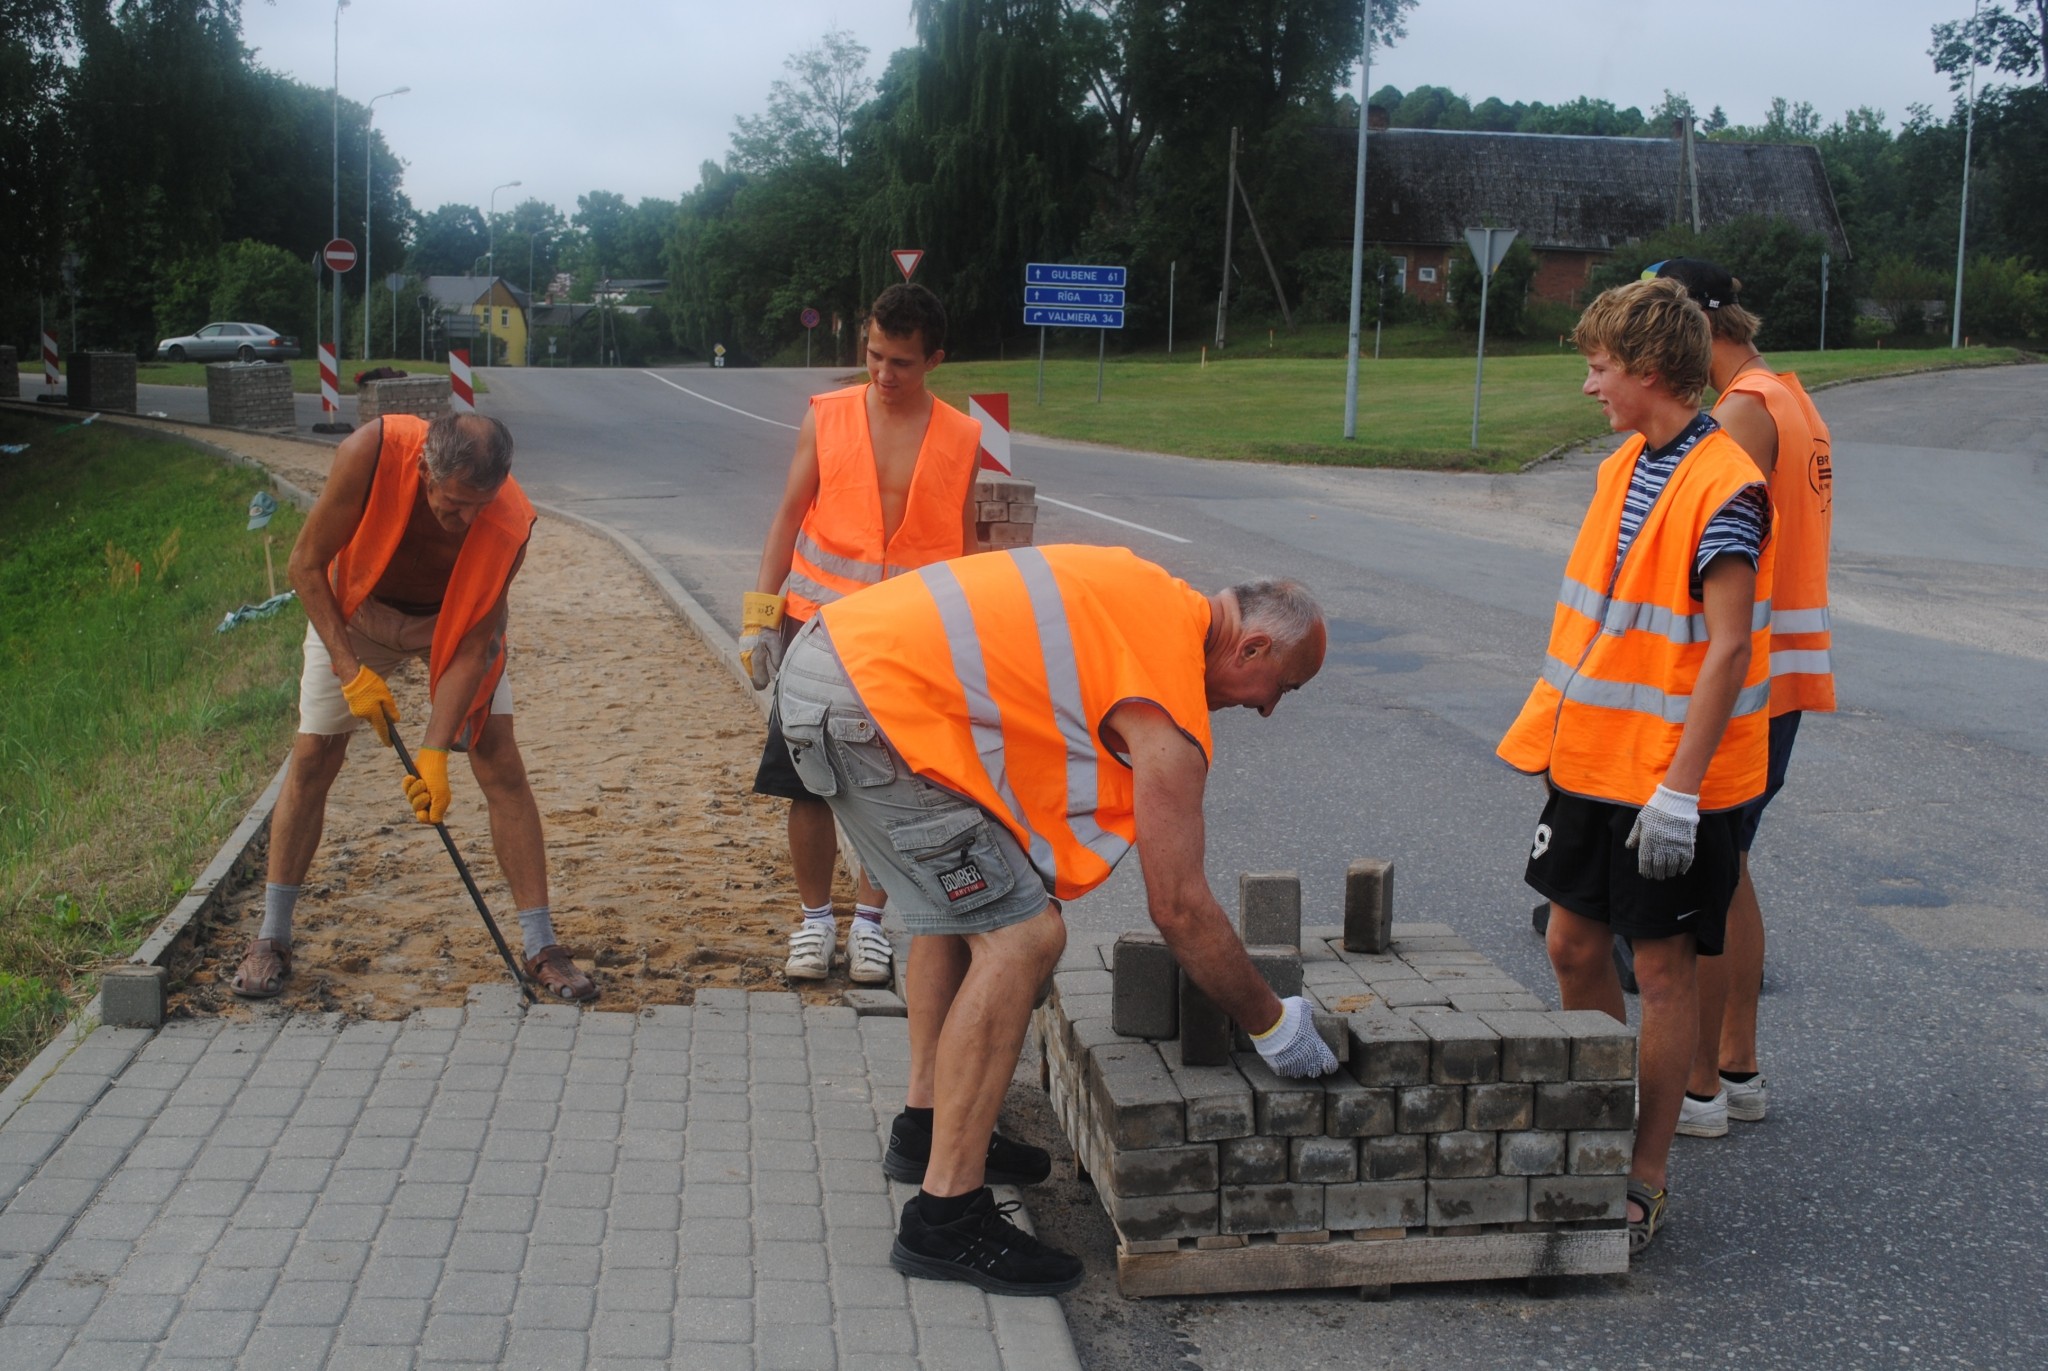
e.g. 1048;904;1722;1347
356;374;451;422
974;475;1037;551
1033;861;1635;1296
205;361;296;431
67;351;137;413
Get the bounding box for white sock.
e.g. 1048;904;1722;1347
854;903;885;925
260;884;299;944
800;903;834;931
517;906;557;959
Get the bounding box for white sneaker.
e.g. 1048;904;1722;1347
1722;1073;1769;1122
846;919;894;985
784;920;834;980
1676;1089;1729;1138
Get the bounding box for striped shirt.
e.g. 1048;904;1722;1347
1614;412;1770;600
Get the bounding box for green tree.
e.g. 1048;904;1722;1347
1868;254;1946;335
210;239;314;343
1;0;76;349
1931;1;2046;90
408;204;486;278
730;28;875;171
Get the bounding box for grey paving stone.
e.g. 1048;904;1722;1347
521;1243;600;1286
589;1309;672;1358
0;1322;72;1371
447;1231;529;1274
325;1344;416;1371
336;1295;430;1346
358;1255;443;1298
501;1328;586;1370
57;1339;155;1371
236;1325;334;1371
759;1321;838;1369
260;1280;355;1326
183;1264;278;1310
205;1227;296;1270
160;1306;257;1358
510;1280;594;1329
419;1312;509;1362
920;1322;1004;1371
8;1270;107;1323
596;1265;675;1312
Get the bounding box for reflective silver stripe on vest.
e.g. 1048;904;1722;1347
793;528;884;586
1770;648;1833;677
1559;575;1771;644
1770;606;1832;635
923;563;1059;886
1541;655;1773;724
1011;548;1131;870
785;569;845;608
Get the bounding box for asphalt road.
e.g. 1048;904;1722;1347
78;359;2046;1366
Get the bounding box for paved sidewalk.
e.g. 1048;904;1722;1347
0;988;1082;1370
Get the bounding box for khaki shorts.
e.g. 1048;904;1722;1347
298;597;513;738
774;619;1054;937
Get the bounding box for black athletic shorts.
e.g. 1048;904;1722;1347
1524;788;1739;955
1732;711;1803;853
753;617;814;802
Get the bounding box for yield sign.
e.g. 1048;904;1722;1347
323;237;358;272
891;249;923;282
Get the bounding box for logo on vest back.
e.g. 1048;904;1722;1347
938;859;989;902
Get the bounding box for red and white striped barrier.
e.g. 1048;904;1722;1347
41;330;60;391
449;349;475;413
318;343;340;416
968;392;1011;474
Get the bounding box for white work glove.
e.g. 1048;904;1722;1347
1251;995;1338;1079
1627;784;1700;880
738;592;786;692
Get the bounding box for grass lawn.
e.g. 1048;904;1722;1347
931;345;2030;472
19;356;475;395
0;412;305;1083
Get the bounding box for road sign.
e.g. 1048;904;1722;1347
891;249;923;281
714;342;726;369
1025;286;1125;308
1023;306;1124;329
1463;227;1517;274
800;307;820;329
968;394;1011;474
386;272;404;293
323;238;358;273
1025;263;1126;287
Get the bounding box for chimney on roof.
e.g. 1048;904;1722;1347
1368;105;1390;132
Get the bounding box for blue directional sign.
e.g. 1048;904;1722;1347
1025;286;1125;308
1024;306;1124;329
1025;263;1127;288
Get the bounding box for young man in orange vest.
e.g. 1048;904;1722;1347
231;414;597;1004
1498;278;1774;1255
739;284;983;989
773;545;1337;1294
1651;259;1835;1139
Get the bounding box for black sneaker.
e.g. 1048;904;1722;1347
890;1188;1083;1295
883;1110;1052;1186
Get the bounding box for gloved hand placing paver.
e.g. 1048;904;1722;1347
1250;994;1338;1078
1627;784;1699;879
739;591;786;690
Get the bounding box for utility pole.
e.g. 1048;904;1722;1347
1952;0;1981;348
330;0;345;366
1215;126;1238;350
1343;1;1374;439
363;85;408;363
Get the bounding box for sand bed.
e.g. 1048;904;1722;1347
155;425;830;1017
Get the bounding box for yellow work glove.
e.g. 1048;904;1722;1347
404;747;451;825
340;664;400;746
739;591;787;692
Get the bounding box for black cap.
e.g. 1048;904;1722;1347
1646;257;1736;311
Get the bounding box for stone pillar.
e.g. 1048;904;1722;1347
974;476;1038;552
205;362;296;431
67;352;138;413
356;376;452;423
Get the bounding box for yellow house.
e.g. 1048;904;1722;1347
422;275;531;367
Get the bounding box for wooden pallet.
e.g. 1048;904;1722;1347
1114;1225;1627;1298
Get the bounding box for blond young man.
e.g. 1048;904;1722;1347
1498;278;1774;1254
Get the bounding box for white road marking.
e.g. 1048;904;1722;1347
1036;496;1191;544
639;370;800;430
640;370;1191;544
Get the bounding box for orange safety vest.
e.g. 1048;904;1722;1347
1716;369;1835;715
329;415;535;747
822;544;1215;901
785;384;980;621
1497;427;1775;812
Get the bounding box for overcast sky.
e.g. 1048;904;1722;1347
241;0;1973;219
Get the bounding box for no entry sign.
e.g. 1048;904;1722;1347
323;238;358;273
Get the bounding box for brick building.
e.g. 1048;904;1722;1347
1351;120;1851;307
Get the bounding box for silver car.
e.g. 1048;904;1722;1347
155;322;300;363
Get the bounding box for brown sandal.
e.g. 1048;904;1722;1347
526;945;597;1003
230;938;292;999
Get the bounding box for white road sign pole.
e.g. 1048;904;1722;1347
1465;227;1518;450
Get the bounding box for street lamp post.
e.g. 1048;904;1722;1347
1951;0;1981;349
317;0;352;435
363;85;409;364
486;179;521;367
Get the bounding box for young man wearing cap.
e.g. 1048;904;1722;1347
1650;258;1835;1139
739;284;984;988
1498;277;1773;1254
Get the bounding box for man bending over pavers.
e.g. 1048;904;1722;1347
1498;277;1773;1255
232;413;598;1003
1649;258;1836;1141
740;283;983;991
775;543;1340;1294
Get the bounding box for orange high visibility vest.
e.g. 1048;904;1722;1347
822;544;1215;901
1497;428;1775;812
1716;369;1835;715
329;416;535;748
785;385;980;621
